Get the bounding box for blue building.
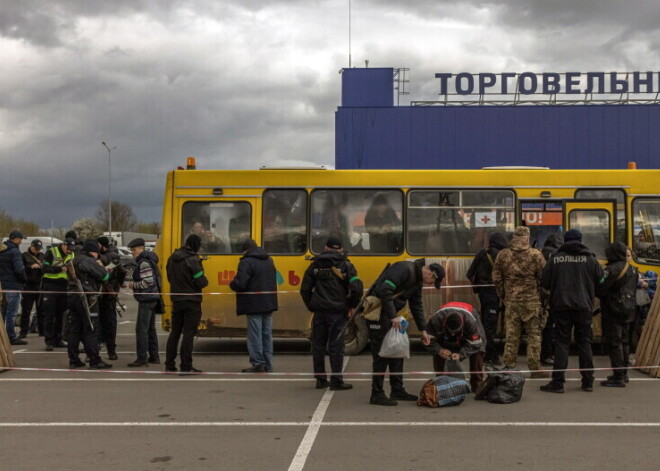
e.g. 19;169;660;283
335;68;660;169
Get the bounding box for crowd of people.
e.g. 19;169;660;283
0;224;656;401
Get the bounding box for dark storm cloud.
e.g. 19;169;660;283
1;0;659;229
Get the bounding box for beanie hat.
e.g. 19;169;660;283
65;231;78;241
82;239;100;254
9;230;23;240
185;234;202;253
97;236;111;248
564;229;583;242
445;312;464;334
325;236;342;250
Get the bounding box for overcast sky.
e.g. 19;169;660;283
1;0;659;229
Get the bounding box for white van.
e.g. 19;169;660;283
18;236;63;254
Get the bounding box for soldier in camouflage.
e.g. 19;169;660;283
492;226;548;378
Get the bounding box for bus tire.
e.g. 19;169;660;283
343;316;369;356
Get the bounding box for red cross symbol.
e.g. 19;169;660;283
480;215;492;225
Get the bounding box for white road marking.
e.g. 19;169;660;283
287;357;349;471
0;421;659;428
119;321;132;324
13;349;28;353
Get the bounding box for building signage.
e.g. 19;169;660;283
434;72;660;96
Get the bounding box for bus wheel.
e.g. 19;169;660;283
344;315;368;356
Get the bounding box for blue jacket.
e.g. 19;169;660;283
0;240;27;290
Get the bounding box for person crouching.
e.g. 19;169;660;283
426;302;485;392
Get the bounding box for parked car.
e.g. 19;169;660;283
117;246;136;275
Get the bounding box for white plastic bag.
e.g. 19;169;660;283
379;326;410;359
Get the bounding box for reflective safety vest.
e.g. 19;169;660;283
42;245;74;281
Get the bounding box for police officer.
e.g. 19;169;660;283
597;241;637;388
540;234;563;366
19;239;45;338
300;237;363;390
368;259;442;406
96;236;126;360
165;234;209;373
41;237;75;351
466;232;508;365
426;301;485;392
67;240;112;369
492;226;547;378
540;229;603;393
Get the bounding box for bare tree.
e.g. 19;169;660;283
135;221;161;235
95;200;137;232
0;208;40;237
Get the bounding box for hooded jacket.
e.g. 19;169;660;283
492;237;546;304
541;234;564;261
0;239;27;290
166;247;208;305
426;302;485;360
229;247;278;315
372;260;426;331
541;241;604;315
300;251;363;313
132;250;162;303
597;242;638;323
467;232;508;293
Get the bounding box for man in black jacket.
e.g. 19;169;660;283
97;236;127;360
67;240;112;369
466;232;507;365
230;239;278;373
0;230;27;345
166;234;209;373
540;234;563;366
426;302;485;392
19;239;45;338
597;242;638;388
540;229;604;393
300;237;363;390
367;259;442;406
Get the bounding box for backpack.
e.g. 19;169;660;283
609;263;637;320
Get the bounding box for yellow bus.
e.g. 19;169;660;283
157;160;660;354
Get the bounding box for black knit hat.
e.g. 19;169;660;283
325;236;342;250
65;230;78;241
82;239;100;254
97;236;111;248
185;234;202;253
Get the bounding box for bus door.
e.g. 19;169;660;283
563;200;616;260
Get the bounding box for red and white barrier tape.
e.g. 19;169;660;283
1;365;659;376
0;284;488;297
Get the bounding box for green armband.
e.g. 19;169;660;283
193;271;204;279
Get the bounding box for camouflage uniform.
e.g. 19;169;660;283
492;227;546;371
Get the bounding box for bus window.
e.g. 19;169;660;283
181;201;251;254
575;189;626;242
568;209;610;260
310;189;403;255
521;201;563;249
632;199;660;264
407;189;515;255
262;189;308;254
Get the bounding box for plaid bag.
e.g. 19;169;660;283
417;376;471;408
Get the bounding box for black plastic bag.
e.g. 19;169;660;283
475;372;525;404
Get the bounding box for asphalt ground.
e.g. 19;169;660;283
3;293;660;471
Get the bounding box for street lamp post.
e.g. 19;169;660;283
102;141;116;241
